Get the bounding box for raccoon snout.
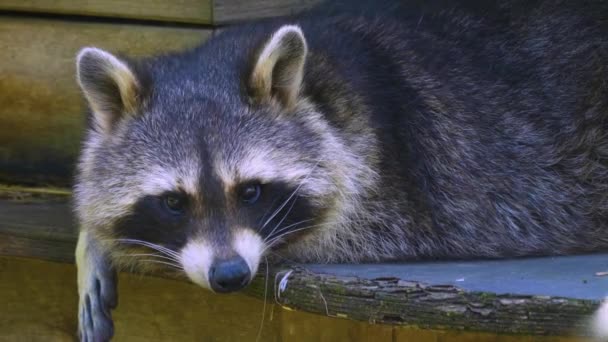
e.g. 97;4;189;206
180;232;262;292
208;255;251;293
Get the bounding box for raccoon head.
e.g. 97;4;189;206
74;25;375;293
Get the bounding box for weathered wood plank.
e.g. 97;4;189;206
213;0;320;24
0;196;73;241
0;233;75;263
264;267;600;336
0;0;320;25
0;256;594;342
0;16;211;186
0;0;213;24
0;190;74;262
0;190;604;336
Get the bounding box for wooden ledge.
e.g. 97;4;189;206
1;185;606;337
245;260;606;336
0;0;320;26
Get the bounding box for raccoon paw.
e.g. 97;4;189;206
78;270;117;342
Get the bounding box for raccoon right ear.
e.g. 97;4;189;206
249;25;308;110
76;47;143;134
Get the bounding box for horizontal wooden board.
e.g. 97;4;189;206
0;16;211;186
0;0;213;24
0;0;320;25
0;190;74;262
0;256;594;341
214;0;320;24
0;189;604;337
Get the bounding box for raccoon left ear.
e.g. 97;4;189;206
76;47;143;134
249;25;308;110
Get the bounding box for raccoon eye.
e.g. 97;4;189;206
164;194;186;214
239;183;262;204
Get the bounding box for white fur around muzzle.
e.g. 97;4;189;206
179;230;264;290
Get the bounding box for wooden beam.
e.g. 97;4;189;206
250;267;600;336
0;187;604;336
5;256;592;342
0;0;213;24
0;188;74;262
0;0;320;26
212;0;320;24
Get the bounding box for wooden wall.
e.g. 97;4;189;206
0;0;320;187
0;16;210;186
0;0;319;25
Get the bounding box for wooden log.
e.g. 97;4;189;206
0;16;212;186
0;186;605;337
251;268;599;336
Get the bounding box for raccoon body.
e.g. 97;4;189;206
74;1;608;340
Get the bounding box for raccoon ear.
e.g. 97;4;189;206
76;47;143;134
249;25;308;110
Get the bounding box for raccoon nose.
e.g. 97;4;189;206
208;256;251;293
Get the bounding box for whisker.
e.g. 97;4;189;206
267;251;301;266
138;259;184;270
265;221;338;245
266;226;312;246
255;257;270;342
264;193;299;239
116;238;180;258
264;218;314;243
116;253;180;263
258;196;283;228
118;239;180;258
261;160;322;230
264;218;372;251
265;218;371;248
261;190;299;231
262;224;321;254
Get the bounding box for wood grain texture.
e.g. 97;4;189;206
0;191;74;263
0;191;603;337
213;0;320;24
0;16;211;186
0;256;594;342
0;0;213;24
0;0;320;25
0;256;281;342
258;268;599;337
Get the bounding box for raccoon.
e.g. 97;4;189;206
74;0;608;340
